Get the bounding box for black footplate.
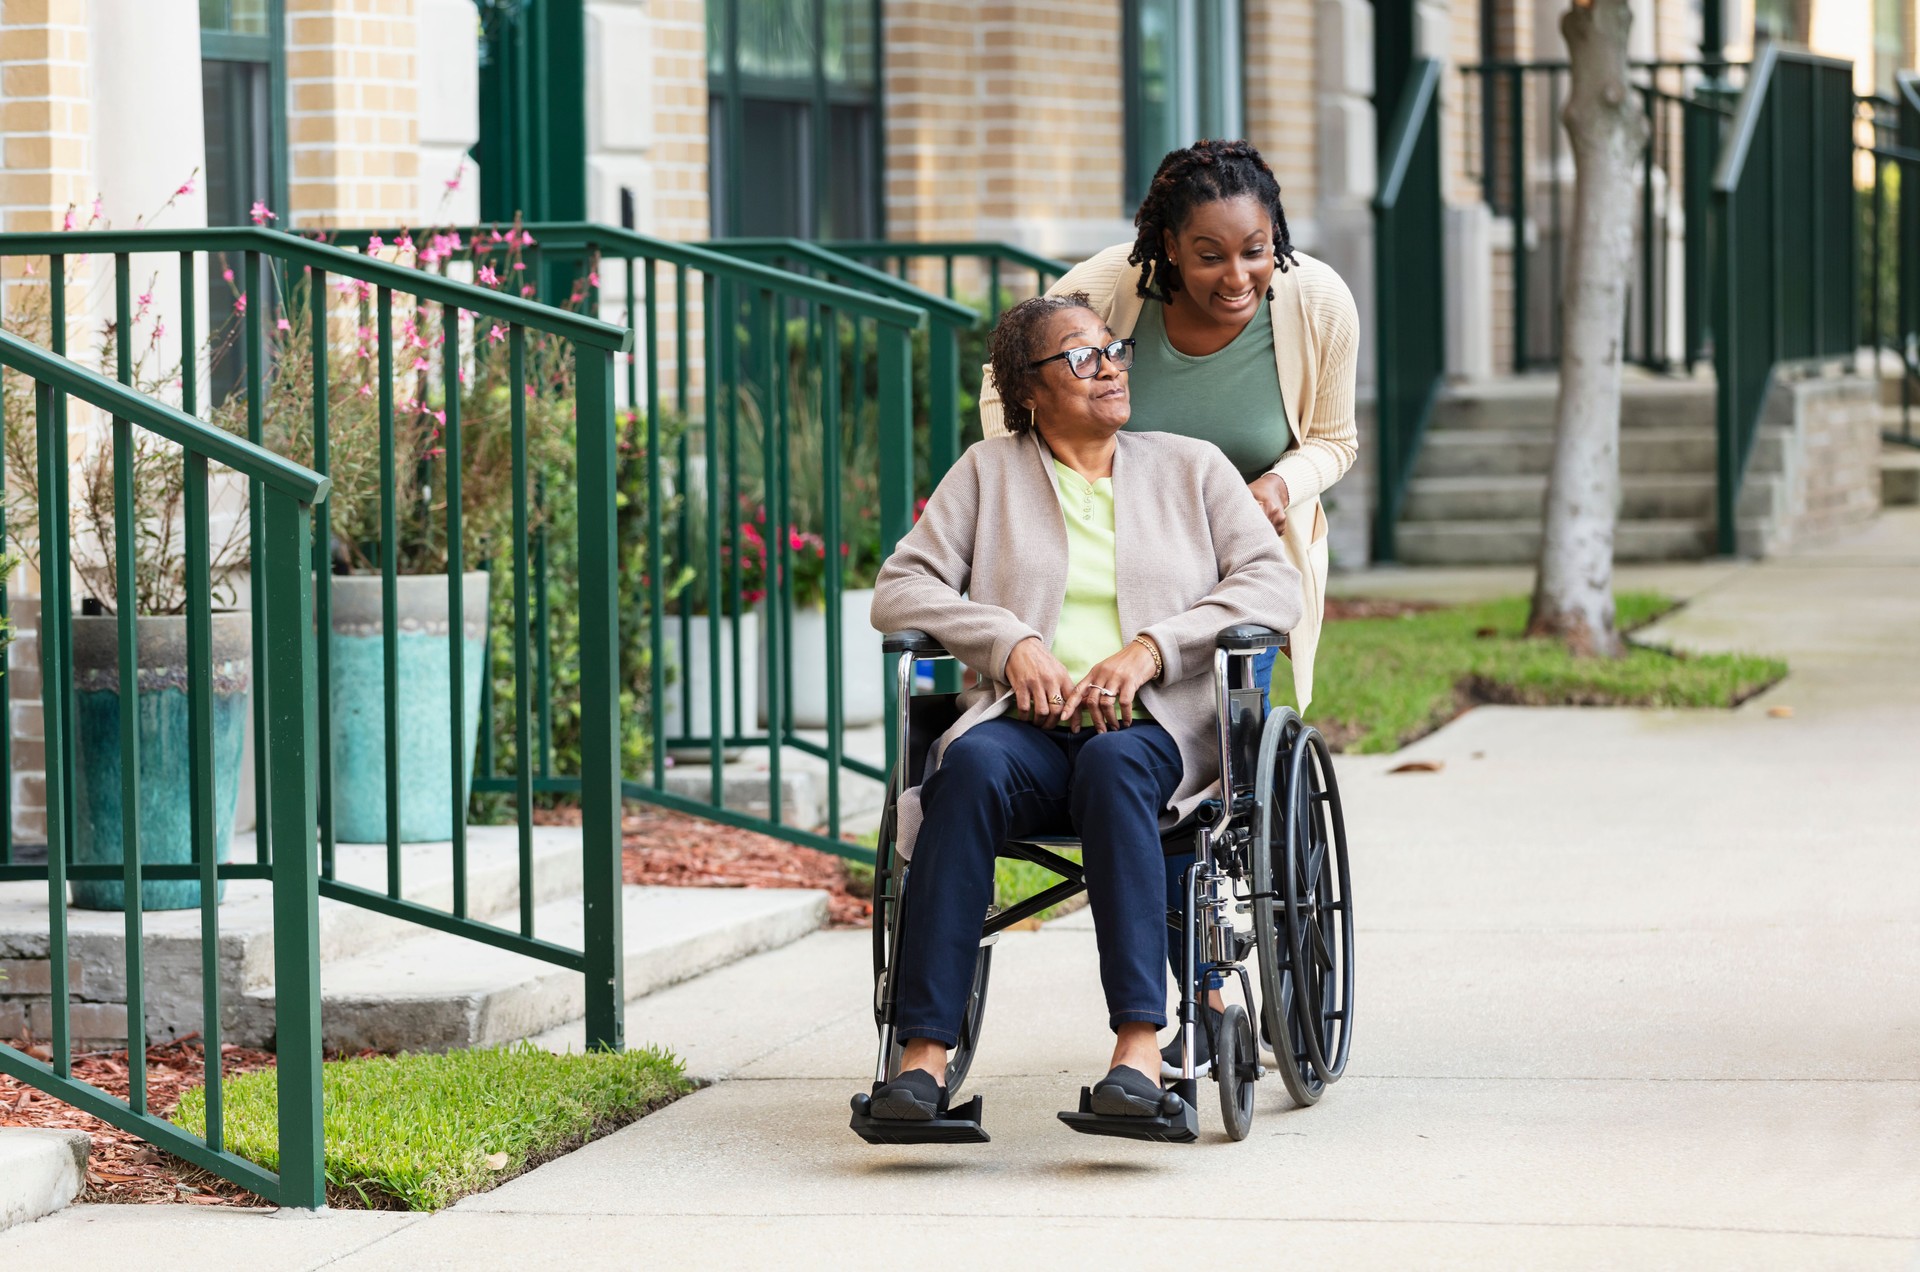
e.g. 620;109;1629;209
849;1088;990;1144
1057;1086;1199;1144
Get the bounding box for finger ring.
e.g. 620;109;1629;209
1048;694;1064;705
1095;686;1118;698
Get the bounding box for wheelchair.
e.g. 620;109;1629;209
851;624;1354;1146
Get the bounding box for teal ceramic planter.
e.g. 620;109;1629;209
329;572;489;844
71;612;251;912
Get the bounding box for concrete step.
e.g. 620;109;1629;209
1400;473;1719;522
0;827;584;1047
1394;518;1715;566
1414;426;1785;481
1884;445;1920;507
0;1129;87;1233
238;885;828;1053
1435;377;1716;432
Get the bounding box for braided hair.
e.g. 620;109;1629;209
1127;139;1297;303
988;292;1098;435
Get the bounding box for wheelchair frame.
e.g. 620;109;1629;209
854;625;1353;1146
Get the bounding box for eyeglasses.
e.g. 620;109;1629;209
1027;338;1135;380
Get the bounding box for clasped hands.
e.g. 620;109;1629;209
1004;636;1160;732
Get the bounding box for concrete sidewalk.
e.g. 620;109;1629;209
7;513;1920;1269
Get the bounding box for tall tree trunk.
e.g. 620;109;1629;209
1528;0;1647;657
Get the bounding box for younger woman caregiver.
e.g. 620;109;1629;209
980;138;1359;717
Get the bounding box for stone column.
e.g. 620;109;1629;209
286;0;422;228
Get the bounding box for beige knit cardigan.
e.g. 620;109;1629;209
977;244;1359;712
872;428;1304;858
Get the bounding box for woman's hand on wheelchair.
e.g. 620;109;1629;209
1005;637;1083;729
1072;642;1159;732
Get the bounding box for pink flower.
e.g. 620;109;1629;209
568;291;582;305
91;196;101;219
411;357;429;372
153;318;166;340
276;317;291;331
458;369;469;385
588;271;600;287
368;234;385;252
444;161;465;192
23;262;34;276
488;324;506;344
358;383;373;398
525;384;535;398
249;201;276;226
512;261;525;271
61;208;75;231
233;294;247;315
357;325;372;339
478;265;499;286
222;267;234;283
432;409;446;426
520;284;534;297
175;176;196;197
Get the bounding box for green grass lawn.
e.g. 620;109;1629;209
173;1042;690;1210
1277;592;1787;753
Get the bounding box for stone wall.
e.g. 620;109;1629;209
1740;371;1882;556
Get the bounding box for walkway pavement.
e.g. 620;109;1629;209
7;512;1919;1269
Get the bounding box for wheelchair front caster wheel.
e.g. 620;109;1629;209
1216;1004;1255;1141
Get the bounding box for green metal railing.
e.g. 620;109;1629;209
1710;44;1859;552
1861;75;1920;447
322;222;932;859
0;226;630;1203
0;323;329;1205
1462;59;1745;372
1373;56;1446;564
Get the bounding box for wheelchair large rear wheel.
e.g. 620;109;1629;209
871;764;993;1099
1282;726;1355;1085
1250;710;1324;1108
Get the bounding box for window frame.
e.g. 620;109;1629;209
707;0;886;239
1123;0;1245;212
200;0;289;223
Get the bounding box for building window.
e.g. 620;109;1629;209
1124;0;1244;211
707;0;882;239
201;0;286;224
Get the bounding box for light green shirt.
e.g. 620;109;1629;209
1124;298;1293;482
1050;460;1149;722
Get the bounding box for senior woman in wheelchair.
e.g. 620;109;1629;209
865;292;1302;1124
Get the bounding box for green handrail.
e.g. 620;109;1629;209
1372;56;1447;563
315;220;932;859
0;329;326;1205
1710;43;1859;552
0;220;631;1205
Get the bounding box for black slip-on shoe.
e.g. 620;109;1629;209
1158;1006;1223;1080
1088;1064;1165;1117
867;1068;946;1122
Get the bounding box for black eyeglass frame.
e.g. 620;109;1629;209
1026;338;1136;379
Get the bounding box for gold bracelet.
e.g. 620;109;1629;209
1132;634;1164;681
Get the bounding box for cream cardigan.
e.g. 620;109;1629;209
977;244;1359;712
872;429;1303;857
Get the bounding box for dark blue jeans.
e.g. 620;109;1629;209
1163;646;1276;985
894;717;1184;1045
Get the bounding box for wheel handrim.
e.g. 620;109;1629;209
1251;709;1323;1107
1284;728;1354;1083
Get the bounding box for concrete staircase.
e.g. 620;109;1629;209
1392;373;1784;565
0;826;828;1055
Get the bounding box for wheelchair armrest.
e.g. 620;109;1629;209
1215;624;1288;652
883;629;953;658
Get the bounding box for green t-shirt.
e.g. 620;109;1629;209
1049;460;1147;722
1123;298;1292;481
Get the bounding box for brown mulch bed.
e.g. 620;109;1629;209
1323;596;1443;622
531;805;873;926
1;1036;277;1207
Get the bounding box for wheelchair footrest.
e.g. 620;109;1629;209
1056;1086;1199;1144
849;1089;990;1145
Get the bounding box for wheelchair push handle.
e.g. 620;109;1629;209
883;629;952;658
1215;624;1288;652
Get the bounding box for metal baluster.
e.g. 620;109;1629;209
444;303;468;918
510;325;534;936
112;253;147;1113
377;286;400;895
184;451;222;1150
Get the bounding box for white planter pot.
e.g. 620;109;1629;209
662;610;760;756
760;588;883;729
